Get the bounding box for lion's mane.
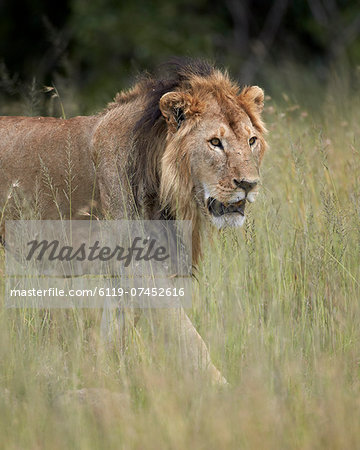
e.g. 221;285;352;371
107;59;266;263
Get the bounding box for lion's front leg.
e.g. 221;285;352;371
147;307;227;385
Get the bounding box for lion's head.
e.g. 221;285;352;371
159;85;266;229
154;62;267;229
127;59;267;260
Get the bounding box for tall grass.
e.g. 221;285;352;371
1;70;360;449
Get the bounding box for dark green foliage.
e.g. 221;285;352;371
0;0;359;112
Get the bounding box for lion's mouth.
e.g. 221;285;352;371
207;197;246;217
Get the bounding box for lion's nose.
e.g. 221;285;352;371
233;179;258;193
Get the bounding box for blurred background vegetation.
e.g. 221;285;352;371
0;0;359;114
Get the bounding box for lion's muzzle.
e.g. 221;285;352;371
207;198;246;217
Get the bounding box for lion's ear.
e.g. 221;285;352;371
159;91;192;130
239;86;264;113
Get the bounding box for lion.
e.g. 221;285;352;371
0;59;267;384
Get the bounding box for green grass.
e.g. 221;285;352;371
1;77;360;449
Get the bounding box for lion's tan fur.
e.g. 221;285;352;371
0;60;267;383
0;61;266;260
0;60;266;264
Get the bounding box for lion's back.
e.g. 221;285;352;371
0;115;101;220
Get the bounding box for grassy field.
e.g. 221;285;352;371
1;72;360;449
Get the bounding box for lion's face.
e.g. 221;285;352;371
160;84;267;228
189;107;264;228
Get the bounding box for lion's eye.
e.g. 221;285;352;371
209;138;222;148
249;136;257;146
